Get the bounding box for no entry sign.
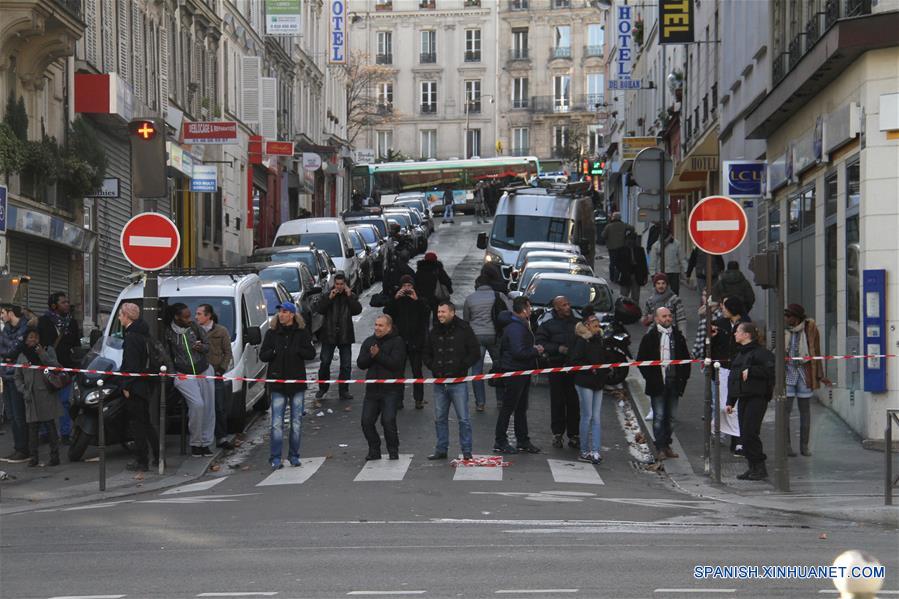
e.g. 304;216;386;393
687;196;748;255
120;213;181;271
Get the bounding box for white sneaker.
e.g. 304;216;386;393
645;409;654;420
592;451;603;464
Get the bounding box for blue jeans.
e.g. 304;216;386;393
650;385;679;450
57;383;73;437
270;389;305;463
443;204;454;221
2;381;28;454
575;385;603;454
318;343;352;395
471;334;499;408
433;383;472;453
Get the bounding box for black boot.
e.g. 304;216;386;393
747;462;768;481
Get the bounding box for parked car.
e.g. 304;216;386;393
251;245;335;288
272;218;362;292
342;209;390;239
385;214;419;255
511;241;582;279
348;228;374;289
519;251;590;280
511;260;595;292
384;207;426;254
519;272;614;328
261;281;293;316
349;223;389;280
394;192;434;233
255;262;324;335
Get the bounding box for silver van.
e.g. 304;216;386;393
273;218;362;292
476;187;596;279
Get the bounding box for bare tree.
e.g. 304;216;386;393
340;50;400;147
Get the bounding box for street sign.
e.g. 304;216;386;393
302;153;322;171
632;147;673;191
87;177;121;199
621;137;659;160
354;148;376;164
190;165;218;192
638;209;661;223
120;213;181;271
265;141;295;156
637;192;663;210
687;195;748;256
182;121;238;144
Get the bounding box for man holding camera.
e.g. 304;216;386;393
384;275;430;409
315;273;363;405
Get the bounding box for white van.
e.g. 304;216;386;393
102;274;270;432
272;218;361;292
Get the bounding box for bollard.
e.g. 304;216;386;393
831;550;883;599
96;379;106;492
158;366;167;475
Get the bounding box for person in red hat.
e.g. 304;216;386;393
416;251;453;324
784;303;831;456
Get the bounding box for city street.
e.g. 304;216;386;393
2;219;896;599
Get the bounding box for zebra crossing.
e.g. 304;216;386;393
163;455;605;495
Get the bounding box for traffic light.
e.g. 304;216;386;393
748;249;780;290
129;117;166;198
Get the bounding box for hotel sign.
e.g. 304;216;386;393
610;6;641;91
660;0;694;44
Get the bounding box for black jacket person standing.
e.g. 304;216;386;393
535;296;580;449
315;273;363;403
726;322;775;481
357;314;407;461
117;303;158;471
384;275;431;409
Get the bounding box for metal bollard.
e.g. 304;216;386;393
96;379;106;492
158;366;167;475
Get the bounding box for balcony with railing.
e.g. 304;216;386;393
508;48;530;62
419;0;435;9
464;101;482;114
553;0;571;7
584;45;603;58
377;104;394;116
511;97;529;109
464;0;482;6
508;0;529;10
529;94;604;114
550;46;572;60
550;146;568;158
376;53;393;65
420;103;438;114
420;52;436;64
509;146;530;156
465;51;481;62
375;1;392;10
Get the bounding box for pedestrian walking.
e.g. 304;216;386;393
726;322;776;481
384;275;430;409
196;304;234;449
600;212;634;282
686;248;725;289
463;265;511;411
636;307;691;461
37;292;80;444
474;181;490;224
259;302;316;470
650;230;686;296
163;303;216;457
712;261;756;315
783;303;831;457
615;230;648;303
117;303;159;471
568;309;616;464
422;301;480;460
493;297;544;455
315;273;362;404
0;304;31;462
710;296;752;455
442;187;455;223
642;273;687;332
535;296;580;450
14;329;63;467
416;251;453;322
357;314;407;461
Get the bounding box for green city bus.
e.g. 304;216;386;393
351;156;541;213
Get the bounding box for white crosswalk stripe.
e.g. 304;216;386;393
163;477;227;495
256;457;326;486
354;454;413;481
547;459;605;485
453;455;504;481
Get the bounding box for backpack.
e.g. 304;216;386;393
490;292;507;334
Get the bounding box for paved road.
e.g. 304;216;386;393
2;219;896;599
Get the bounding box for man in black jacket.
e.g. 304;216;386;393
535;296;580;450
117;303;158;472
384;275;430;409
357;315;407;461
726;322;775;481
636;307;691;461
710;296;751;455
37;292;81;443
315;273;363;403
422;302;480;461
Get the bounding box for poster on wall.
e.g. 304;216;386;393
266;0;302;36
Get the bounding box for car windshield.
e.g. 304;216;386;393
520;266;591;290
522;254;586;273
491;215;570;251
261;287;282;315
345;217;387;237
350;232;364;251
397;200;426;214
388;213;412;228
526;279;613;312
353;227;377;244
108;296;237;343
407;211;422;225
274;232;342;257
268;251;317;272
516;246;577;269
258;267;301;294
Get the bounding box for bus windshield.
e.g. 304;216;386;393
490;215;571;251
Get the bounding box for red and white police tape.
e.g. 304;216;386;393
5;353;896;386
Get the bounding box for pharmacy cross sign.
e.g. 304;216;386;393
120;213;181;271
687;195;748;256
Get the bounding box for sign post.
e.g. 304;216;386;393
688;196;748;484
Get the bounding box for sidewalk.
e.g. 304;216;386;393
623;277;899;527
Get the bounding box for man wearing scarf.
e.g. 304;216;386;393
642;273;687;332
784;303;831;457
37;292;81;444
636;307;691;461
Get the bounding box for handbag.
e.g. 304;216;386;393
434;278;451;302
44;369;72;391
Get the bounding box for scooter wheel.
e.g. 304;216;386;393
606;366;629;386
68;428;94;462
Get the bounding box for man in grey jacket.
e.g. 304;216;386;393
600;212;635;282
463;282;510;412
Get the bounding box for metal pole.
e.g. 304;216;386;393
158;365;167;475
703;253;713;474
714;360;721;484
658;44;667;274
773;243;790;491
96;379;106;492
886;413;893;506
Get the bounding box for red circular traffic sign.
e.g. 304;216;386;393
687;196;748;256
120;213;181;271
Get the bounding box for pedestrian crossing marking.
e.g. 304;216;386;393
354;454;413;481
256;457;326;486
453;455;504;481
163;477;227;495
547;459;605;485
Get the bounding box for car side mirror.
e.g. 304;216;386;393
476;232;487;250
244;326;262;346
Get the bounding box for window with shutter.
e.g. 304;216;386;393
85;0;98;67
241;56;261;125
102;0;115;73
118;0;130;82
131;3;144;102
160;14;169;116
260;77;277;140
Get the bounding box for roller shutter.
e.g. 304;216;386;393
94;129;134;315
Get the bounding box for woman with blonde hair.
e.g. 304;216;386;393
259;302;316;469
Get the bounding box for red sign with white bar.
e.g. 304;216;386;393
182;121;238;144
687;195;748;255
265;141;295;156
120;213;181;271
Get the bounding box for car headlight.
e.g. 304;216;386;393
84;387;114;406
484;249;503;264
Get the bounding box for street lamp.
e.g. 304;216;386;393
465;94;494;158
